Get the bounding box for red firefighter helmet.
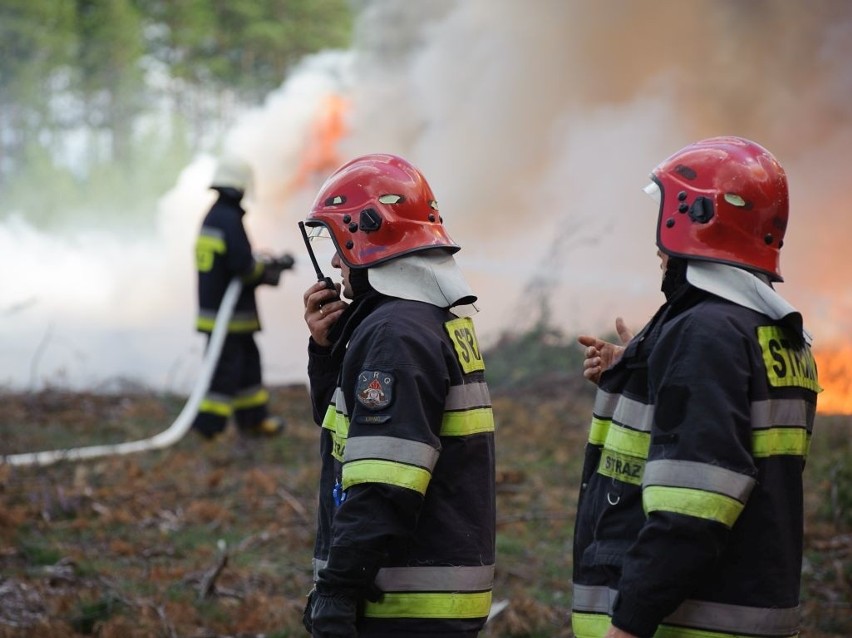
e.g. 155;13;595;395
305;153;459;268
651;136;789;281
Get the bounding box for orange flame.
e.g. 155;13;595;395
813;345;852;414
289;94;350;192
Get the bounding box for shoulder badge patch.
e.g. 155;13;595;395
356;370;394;410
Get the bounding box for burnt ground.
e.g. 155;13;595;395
0;383;849;637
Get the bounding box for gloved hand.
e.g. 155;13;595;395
257;252;295;286
310;587;359;637
305;545;385;637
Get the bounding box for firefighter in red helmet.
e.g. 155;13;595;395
299;154;496;637
573;137;820;638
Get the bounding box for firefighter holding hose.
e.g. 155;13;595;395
193;155;293;440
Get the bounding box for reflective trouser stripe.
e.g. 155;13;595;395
572;585;800;637
364;590;492;619
199;394;232;417
197;312;260;333
233;386;268;409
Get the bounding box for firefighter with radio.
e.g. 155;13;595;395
193;155;294;440
299;154;496;637
572;137;820;638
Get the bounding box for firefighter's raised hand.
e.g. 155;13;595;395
303;280;346;347
577;316;634;385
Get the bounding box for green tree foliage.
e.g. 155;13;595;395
0;0;353;228
0;1;77;167
144;0;352;101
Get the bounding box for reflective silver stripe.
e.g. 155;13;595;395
643;460;755;502
344;436;440;471
204;391;231;404
572;584;616;613
751;398;813;430
375;564;494;592
445;382;491;410
313;557;327;581
333;387;348;416
572;585;800;636
664;598;800;635
199;226;225;240
612;395;654;432
592;390;619;418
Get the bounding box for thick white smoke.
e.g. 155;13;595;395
1;0;851;392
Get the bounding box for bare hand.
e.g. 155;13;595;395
577;317;634;385
303;281;346;347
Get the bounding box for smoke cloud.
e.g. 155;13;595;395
2;0;851;392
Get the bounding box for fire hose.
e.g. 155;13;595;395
2;278;243;468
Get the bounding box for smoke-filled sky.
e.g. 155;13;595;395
2;0;852;393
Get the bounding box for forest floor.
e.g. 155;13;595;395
1;381;850;637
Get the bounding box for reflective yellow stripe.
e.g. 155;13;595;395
322;406;349;462
343;459;431;494
752;427;810;458
364;590;491;619
655;628;733;638
440;407;494;436
597;448;645;485
196;316;260;332
196;234;226;273
199;398;232;417
643;485;744;527
605;423;650;459
757;325;820;392
227;317;261;332
573;585;800;637
571;611;612;638
444;317;485;373
233;387;268;409
589;416;609;445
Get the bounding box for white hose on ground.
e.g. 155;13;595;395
2;278;243;467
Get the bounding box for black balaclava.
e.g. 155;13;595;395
661;256;689;300
348;267;375;300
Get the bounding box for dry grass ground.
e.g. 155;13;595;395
0;383;849;637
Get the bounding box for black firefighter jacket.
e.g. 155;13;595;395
572;285;819;638
307;295;497;636
195;190;264;334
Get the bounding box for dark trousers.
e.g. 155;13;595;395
192;333;268;437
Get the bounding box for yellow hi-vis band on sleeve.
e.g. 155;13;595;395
643;485;744;528
343;459;431;495
364;590;492;619
571;611;613;638
604;423;651;459
440;408;494;436
752;427;810;458
588;416;610;445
